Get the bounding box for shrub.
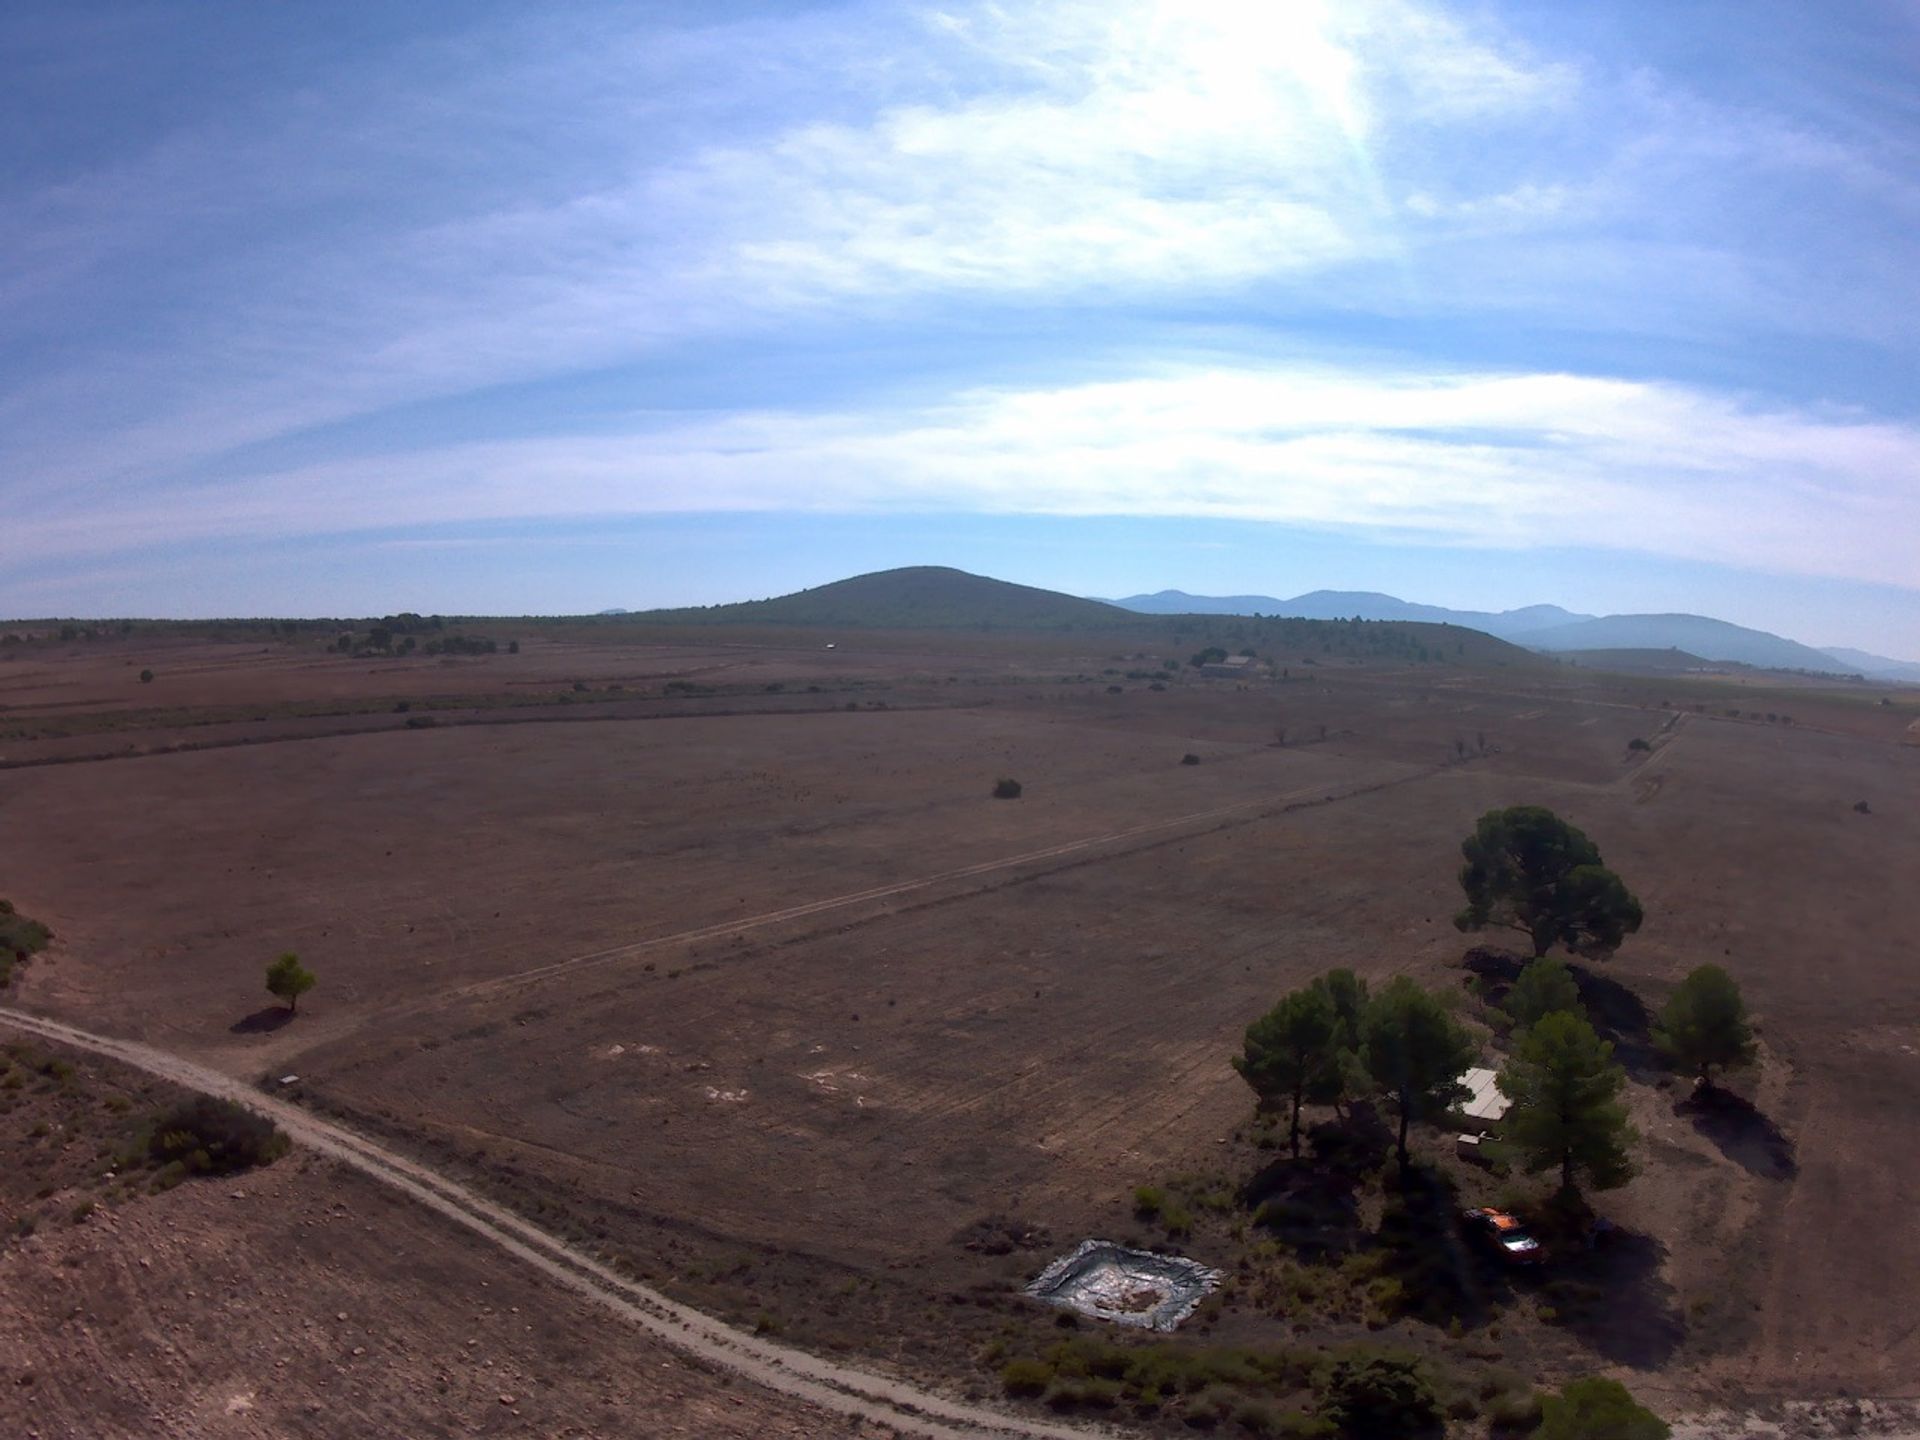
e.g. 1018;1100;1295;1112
147;1097;290;1176
1854;800;1871;814
508;639;520;654
1045;1376;1124;1410
1318;1353;1441;1439
1536;1378;1668;1440
1627;738;1650;752
139;669;154;683
1182;753;1201;765
993;778;1023;799
1133;1184;1166;1219
1001;1358;1054;1397
1486;1388;1543;1432
405;714;438;728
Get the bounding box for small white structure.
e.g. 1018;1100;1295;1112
1459;1067;1511;1124
1200;655;1254;679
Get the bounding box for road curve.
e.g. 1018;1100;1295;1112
0;1006;1107;1440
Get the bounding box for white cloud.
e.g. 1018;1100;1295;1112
15;363;1917;596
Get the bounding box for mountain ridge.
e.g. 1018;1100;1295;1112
1105;589;1915;677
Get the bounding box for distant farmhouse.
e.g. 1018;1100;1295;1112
1200;654;1256;679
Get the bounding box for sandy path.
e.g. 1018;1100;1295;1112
0;1007;1104;1440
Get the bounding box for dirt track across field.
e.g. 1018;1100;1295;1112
0;1007;1101;1440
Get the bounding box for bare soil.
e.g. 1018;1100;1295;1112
3;627;1918;1434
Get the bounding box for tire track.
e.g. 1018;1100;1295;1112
449;762;1424;1006
0;1007;1103;1440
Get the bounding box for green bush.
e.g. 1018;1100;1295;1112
1181;753;1201;765
993;778;1023;799
1627;738;1650;751
1133;1184;1166;1218
1319;1353;1441;1439
147;1097;290;1176
1045;1376;1124;1410
1001;1358;1054;1397
1536;1378;1667;1440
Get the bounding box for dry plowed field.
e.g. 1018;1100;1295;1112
4;630;1919;1432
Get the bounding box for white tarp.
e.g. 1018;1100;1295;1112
1460;1066;1512;1123
1026;1240;1221;1331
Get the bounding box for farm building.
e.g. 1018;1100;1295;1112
1200;655;1255;679
1459;1067;1511;1123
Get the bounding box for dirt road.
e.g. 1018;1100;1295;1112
0;1006;1103;1440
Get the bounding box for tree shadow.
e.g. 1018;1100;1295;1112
1543;1228;1687;1368
1378;1166;1514;1327
1675;1087;1797;1179
1571;967;1661;1081
1243;1155;1364;1260
229;1005;294;1035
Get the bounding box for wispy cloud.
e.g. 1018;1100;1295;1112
3;0;1918;619
14;362;1915;594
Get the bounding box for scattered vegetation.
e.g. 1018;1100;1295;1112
265;951;317;1013
148;1096;291;1176
1654;965;1756;1090
1500;1011;1636;1198
1454;807;1643;959
1363;977;1476;1181
1536;1377;1669;1440
0;899;53;989
1502;956;1584;1033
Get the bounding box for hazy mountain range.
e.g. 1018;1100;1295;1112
1107;589;1920;679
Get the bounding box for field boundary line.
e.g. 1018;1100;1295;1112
451;763;1430;1003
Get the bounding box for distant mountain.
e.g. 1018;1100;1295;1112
626;568;1538;666
636;566;1133;630
1107;589;1592;638
1818;646;1920;683
1105;588;1887;675
1113;590;1291;616
1523;614;1847;673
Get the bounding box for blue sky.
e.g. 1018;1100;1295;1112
5;1;1919;657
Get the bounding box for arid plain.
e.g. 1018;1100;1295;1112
4;616;1918;1438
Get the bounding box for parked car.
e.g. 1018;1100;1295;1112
1462;1207;1544;1264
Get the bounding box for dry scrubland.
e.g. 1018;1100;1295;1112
3;622;1919;1436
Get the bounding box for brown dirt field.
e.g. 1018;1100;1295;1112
0;1042;873;1440
4;630;1920;1434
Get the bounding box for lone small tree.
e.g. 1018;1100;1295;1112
1504;955;1584;1032
1654;964;1756;1091
265;952;316;1014
1362;977;1476;1180
1234;985;1339;1157
1500;1011;1635;1198
1454;806;1643;958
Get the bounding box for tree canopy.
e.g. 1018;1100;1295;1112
266;951;317;1014
1654;964;1757;1089
1362;977;1476;1179
1501;1011;1635;1197
1504;955;1584;1032
1234;985;1340;1157
1454;806;1643;958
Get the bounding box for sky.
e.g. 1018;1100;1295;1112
4;1;1920;657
